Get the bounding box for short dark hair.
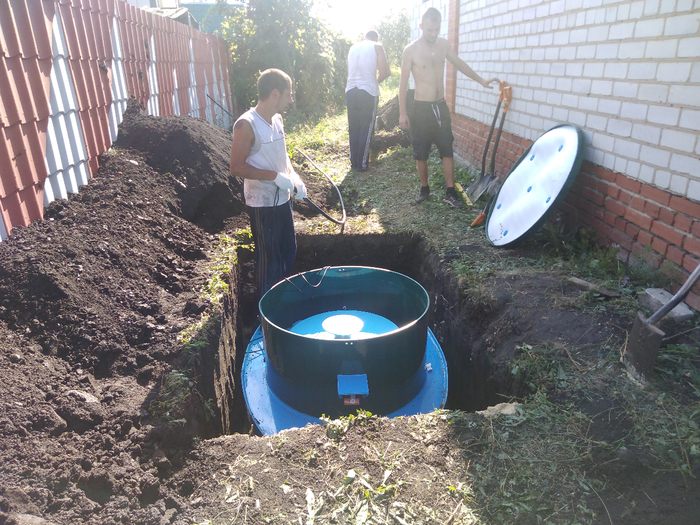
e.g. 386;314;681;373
365;30;379;41
422;7;441;24
257;68;292;101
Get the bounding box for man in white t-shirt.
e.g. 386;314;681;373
346;30;389;171
230;68;306;300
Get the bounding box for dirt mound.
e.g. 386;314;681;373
372;94;413;154
0;106;361;524
0;110;243;523
375;92;413;131
114;98;245;232
0;151;212;377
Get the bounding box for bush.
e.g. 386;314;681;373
219;0;349;120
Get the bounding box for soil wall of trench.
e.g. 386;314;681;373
213;232;509;434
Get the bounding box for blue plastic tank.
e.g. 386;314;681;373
242;266;448;434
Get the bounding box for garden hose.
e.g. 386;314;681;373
294;148;347;233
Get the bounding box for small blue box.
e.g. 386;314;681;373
337;374;369;397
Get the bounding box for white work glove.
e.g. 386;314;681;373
273;172;294;191
290;172;307;200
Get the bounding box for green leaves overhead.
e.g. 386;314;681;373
375;9;410;68
219;0;349;119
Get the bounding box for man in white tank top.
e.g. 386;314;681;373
230;69;306;300
346;30;389;171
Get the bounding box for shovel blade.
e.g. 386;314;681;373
623;311;664;384
466;172;495;201
484;177;501;197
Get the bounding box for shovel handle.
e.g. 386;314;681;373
470;193;497;227
488;88;512;175
502;87;512;114
647;262;700;325
481;92;503;176
470;212;486;228
498;81;507;102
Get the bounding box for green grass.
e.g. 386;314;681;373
286;78;688;312
457;336;700;524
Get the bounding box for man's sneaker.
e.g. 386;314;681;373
443;193;464;208
415;187;430;203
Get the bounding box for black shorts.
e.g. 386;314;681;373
409;99;454;161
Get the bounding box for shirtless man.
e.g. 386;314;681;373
399;7;499;207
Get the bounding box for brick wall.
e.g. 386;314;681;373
561;161;700;310
433;0;700;311
450;111;700;311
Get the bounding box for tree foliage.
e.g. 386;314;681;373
217;0;349;121
375;9;410;68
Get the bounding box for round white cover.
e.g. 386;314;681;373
487;125;580;246
290;310;398;340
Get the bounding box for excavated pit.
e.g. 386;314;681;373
215;232;510;434
110;102;510;434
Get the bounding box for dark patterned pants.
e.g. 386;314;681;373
346;87;378;170
248;200;296;301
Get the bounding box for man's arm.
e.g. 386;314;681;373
375;44;390;84
229;120;276;181
398;45;412;129
445;44;499;89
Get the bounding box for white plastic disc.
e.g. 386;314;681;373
487;124;584;246
322;314;365;337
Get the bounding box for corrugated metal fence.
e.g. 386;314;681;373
0;0;234;241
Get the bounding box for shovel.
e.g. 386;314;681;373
467;82;512;202
469;178;502;228
624;263;700;382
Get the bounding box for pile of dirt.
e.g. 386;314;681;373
373;95;411;153
0;101;245;524
113;98;245;233
0;167;217;524
375;92;414;132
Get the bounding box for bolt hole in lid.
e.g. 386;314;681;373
487;124;585;247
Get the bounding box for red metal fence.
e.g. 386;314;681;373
0;0;233;240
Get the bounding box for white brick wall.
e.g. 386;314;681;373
439;0;700;199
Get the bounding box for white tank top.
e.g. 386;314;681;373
346;40;379;97
236;108;291;207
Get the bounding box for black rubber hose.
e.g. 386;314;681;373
295;148;347;233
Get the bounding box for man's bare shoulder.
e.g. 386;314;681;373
232;118;254;143
436;37;452;52
403;38;421;55
233;119;251;132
